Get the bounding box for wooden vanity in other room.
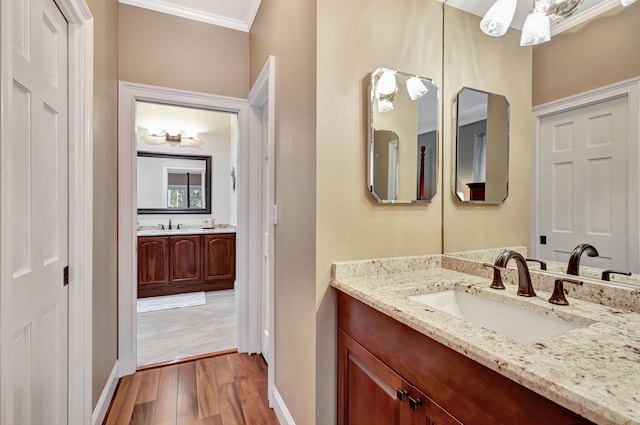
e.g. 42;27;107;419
137;232;235;298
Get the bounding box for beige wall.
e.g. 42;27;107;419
87;0;119;409
442;6;532;253
249;1;317;424
119;4;249;98
316;0;444;422
533;2;640;106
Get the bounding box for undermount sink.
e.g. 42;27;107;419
409;290;584;343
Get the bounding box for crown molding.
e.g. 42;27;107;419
119;0;254;32
551;0;620;35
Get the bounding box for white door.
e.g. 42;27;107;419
260;104;273;363
1;0;69;423
539;96;628;270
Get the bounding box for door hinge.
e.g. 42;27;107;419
63;266;69;286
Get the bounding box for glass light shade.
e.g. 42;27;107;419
377;98;394;113
376;69;397;98
621;0;636;6
520;11;551;46
406;77;428;101
480;0;518;36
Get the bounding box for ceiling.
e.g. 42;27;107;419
118;0;262;32
120;0;617;35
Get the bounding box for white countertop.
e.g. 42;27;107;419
331;255;640;425
137;226;236;237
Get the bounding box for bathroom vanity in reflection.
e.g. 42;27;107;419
137;230;235;298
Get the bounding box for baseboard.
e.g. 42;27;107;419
272;387;296;425
92;360;120;425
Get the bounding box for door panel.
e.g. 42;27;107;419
2;0;69;423
540;96;628;270
170;235;202;284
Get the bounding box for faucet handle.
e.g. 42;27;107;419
601;269;632;281
483;263;505;290
525;258;547;271
549;278;583;306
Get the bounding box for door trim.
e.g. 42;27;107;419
117;81;250;375
532;77;640;272
248;55;276;404
0;0;94;423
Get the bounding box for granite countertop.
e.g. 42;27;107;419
331;255;640;425
137;225;236;237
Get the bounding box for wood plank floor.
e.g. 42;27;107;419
104;352;279;425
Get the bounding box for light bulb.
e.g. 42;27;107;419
480;0;518;36
376;70;397;98
406;77;428;101
520;11;551;46
621;0;636;6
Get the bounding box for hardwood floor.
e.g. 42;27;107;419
104;352;278;425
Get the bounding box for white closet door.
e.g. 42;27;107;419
539;96;628;270
1;0;69;423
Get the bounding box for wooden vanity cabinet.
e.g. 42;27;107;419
137;236;170;288
169;235;201;284
339;329;460;425
203;234;236;282
337;291;595;425
137;232;236;298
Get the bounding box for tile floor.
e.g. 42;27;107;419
137;289;236;367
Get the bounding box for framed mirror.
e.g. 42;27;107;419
368;67;439;203
453;87;509;204
137;151;212;214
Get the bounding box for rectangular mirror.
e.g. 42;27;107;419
368;67;439;203
137;151;212;214
454;87;509;204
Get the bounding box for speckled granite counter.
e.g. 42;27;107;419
331;255;640;425
137;226;236;237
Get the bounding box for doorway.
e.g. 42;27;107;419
134;101;239;367
532;79;640;273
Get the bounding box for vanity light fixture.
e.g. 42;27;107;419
406;76;429;101
141;128;204;148
480;0;518;36
520;9;551;46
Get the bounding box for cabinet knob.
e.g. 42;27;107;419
408;396;423;411
396;388;409;402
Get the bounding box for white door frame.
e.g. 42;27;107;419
532;77;640;271
0;0;94;423
248;56;276;404
117;81;257;375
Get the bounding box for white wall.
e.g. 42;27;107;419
135;102;237;227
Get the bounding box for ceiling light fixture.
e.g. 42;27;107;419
520;9;551;46
621;0;636;6
480;0;518;36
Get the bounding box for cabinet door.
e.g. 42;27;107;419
203;233;236;281
138;236;170;287
169;235;202;284
338;330;406;425
402;386;463;425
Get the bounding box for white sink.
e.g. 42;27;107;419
409;290;584;343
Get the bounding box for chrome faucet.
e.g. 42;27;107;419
494;250;536;297
566;243;599;276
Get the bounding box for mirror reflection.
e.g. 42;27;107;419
454;87;509;204
137;151;212;214
442;4;640;286
368;67;439;203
